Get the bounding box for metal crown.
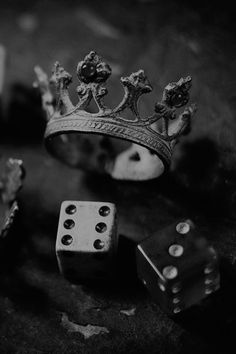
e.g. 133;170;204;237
35;51;196;168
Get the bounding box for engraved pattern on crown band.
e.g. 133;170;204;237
45;117;172;165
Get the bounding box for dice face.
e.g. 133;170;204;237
136;220;220;315
56;201;117;282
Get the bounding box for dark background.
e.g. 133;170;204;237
0;1;236;353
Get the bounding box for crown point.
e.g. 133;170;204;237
77;51;111;84
50;62;72;87
121;70;152;93
163;76;192;108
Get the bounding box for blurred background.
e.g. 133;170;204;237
1;1;236;353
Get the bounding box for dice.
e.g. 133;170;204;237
56;201;117;282
136;220;220;315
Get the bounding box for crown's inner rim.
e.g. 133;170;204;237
45;130;168;180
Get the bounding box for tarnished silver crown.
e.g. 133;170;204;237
35;51;196;170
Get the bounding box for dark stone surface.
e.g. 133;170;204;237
0;144;236;354
0;1;236;353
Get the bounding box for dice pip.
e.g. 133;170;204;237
136;220;220;315
56;201;117;282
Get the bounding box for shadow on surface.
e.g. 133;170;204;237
174;258;236;354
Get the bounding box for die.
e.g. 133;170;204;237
56;201;118;282
136;220;220;315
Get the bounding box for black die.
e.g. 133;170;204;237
136;220;220;315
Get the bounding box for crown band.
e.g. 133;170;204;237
35;51;196;180
45;115;172;170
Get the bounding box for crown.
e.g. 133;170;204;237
35;51;196;179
